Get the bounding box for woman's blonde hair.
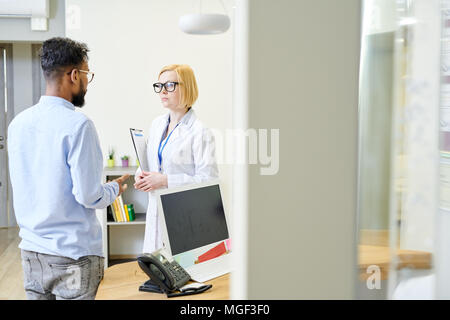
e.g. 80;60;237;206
158;64;198;109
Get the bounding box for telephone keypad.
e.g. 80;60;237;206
163;261;190;288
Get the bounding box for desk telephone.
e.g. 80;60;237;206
137;249;212;297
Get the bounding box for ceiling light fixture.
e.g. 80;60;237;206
179;0;230;35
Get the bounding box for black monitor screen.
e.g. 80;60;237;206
160;184;229;255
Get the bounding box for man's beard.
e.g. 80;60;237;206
72;87;86;108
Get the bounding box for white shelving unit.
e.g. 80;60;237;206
106;213;146;226
96;166;148;268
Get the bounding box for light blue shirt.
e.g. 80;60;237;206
8;96;118;260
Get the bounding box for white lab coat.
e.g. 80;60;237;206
136;108;219;253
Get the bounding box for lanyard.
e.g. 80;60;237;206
158;121;180;172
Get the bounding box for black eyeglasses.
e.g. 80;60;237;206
153;81;179;93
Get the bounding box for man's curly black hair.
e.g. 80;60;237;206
39;37;89;81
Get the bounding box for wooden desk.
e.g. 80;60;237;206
95;261;229;300
358;230;432;280
358;245;432;281
96;245;431;299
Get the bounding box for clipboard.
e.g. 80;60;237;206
130;128;150;172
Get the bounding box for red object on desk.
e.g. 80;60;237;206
198;242;227;263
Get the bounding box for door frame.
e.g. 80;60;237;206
31;43;45;105
0;43;15;227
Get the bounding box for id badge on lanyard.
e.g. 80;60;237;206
158;122;180;172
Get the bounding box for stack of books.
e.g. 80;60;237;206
110;195;136;222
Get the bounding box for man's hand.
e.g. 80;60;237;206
113;174;130;196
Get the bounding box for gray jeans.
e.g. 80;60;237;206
21;249;104;300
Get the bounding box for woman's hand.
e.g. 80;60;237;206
134;172;144;185
134;171;168;192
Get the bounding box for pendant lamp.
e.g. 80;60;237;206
179;0;230;35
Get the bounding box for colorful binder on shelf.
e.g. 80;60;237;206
117;198;123;222
124;204;130;221
117;195;126;222
109;196;136;223
127;204;135;221
109;201;117;222
112;198;120;222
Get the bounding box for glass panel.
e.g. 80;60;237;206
358;0;441;299
436;0;450;299
387;0;440;300
357;0;397;300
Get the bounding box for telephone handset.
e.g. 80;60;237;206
137;249;191;294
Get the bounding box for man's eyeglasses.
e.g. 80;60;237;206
153;81;179;93
66;69;95;83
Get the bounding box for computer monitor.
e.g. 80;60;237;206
156;180;231;268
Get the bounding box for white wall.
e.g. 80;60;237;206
232;0;361;299
65;0;234;255
65;0;233;199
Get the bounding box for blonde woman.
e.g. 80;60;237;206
134;64;219;253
